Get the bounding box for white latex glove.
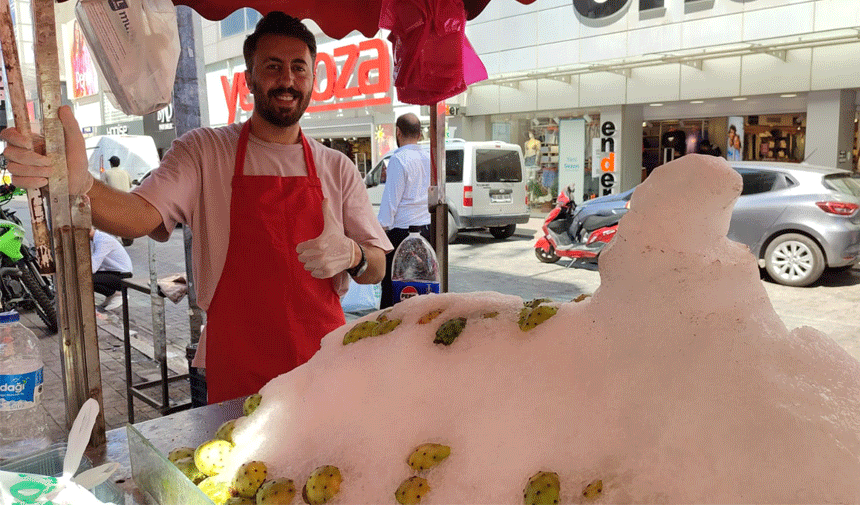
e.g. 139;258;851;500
0;105;93;194
296;198;356;279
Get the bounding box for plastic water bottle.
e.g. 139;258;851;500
0;310;49;460
391;226;440;305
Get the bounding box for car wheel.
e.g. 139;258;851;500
447;212;458;243
764;233;825;287
489;224;516;240
535;246;560;263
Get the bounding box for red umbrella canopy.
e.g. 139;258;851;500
172;0;535;40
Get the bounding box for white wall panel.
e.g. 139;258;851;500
537;41;579;69
742;2;814;41
536;6;578;47
579;32;627;64
497;46;538;74
478;52;501;77
813;0;860;32
627;65;681;104
579;73;626;107
494;14;539;52
810;43;860;91
466;21;499;55
537;78;580;111
498;81;539;114
468;86;500;115
679;56;741;100
681;13;743;49
740;49;812;96
626;23;683;57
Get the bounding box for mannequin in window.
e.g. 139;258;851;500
524;131;541;166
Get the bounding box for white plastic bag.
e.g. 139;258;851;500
341;279;381;313
75;0;180;116
0;399;119;505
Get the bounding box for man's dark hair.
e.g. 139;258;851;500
243;12;317;72
396;113;422;139
109;156;120;168
729;125;737;133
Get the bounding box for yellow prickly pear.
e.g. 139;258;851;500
582;479;603;500
407;443;451;471
243;394;262;416
523;298;552;309
343;320;379;344
197;476;232;505
168;446;195;463
373;318;402;336
173;456;206;484
481;311;499;319
572;294;590;303
302;465;342;505
224;497;256;505
194;439;234;476
518;305;558;331
230;460;268;498
523;471;560;505
214;419;237;443
417;308;444;324
434;317;467;346
395;476;430;504
256;478;297;504
376;308;393;322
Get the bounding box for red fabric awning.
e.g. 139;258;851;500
172;0;535;39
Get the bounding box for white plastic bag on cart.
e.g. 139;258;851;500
75;0;180;116
0;399;119;505
341;279;381;313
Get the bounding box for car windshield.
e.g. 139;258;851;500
824;173;860;197
475;149;522;183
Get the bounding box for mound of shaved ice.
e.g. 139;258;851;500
223;154;860;503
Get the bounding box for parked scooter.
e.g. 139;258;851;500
534;185;626;265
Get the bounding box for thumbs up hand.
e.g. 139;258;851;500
296;198;357;279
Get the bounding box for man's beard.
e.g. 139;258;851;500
250;79;311;128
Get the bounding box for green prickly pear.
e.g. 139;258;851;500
523;471;560;505
395;476;429;504
523;298;552;309
194;439;234;476
343;321;379;344
243;394;262;416
373;318;402;336
256;478;297;504
302;465;342;505
168;446;196;463
214;419;237;443
224;497;256;505
417;308;444;324
407;443;451;471
582;479;602;500
518;305;559;331
198;476;232;505
230;460;268;498
434;317;467;346
174;456;206;484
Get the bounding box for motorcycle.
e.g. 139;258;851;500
0;185;58;333
534;185;627;265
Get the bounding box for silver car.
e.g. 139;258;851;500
729;162;860;287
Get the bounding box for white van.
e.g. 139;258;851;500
365;139;529;242
85;135;160;185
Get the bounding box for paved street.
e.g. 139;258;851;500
6;195;860;444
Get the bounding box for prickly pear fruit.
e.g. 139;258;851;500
376;308;393;322
434;317;467;346
194;439;234;476
573;294;590;303
373;318;402;336
407;443;451;471
198;477;232;505
582;479;602;500
168;446;195;463
523;298;552;309
243;394;262;416
518;305;559;332
174;456;206;484
224;497;256;505
523;471;560;505
482;311;499;319
418;308;444;324
343;320;379;344
256;478;297;504
230;460;268;498
214;419;237;443
302;465;342;505
395;476;429;504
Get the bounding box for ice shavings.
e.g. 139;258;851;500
220;154;859;503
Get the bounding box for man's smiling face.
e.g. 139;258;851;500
246;34;314;128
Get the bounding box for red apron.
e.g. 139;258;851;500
205;122;345;404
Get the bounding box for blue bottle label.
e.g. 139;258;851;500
392;280;440;304
0;368;44;411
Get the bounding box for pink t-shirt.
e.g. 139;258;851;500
132;123;392;365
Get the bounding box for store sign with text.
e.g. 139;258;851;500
573;0;757;28
221;38;392;124
592;121;617;196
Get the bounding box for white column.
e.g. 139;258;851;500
805;89;856;171
595;105;644;195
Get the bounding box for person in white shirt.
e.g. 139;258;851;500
102;156;132;191
377;113;432;308
90;228;133;310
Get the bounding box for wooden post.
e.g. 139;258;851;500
429;103;448;292
31;0;106;446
